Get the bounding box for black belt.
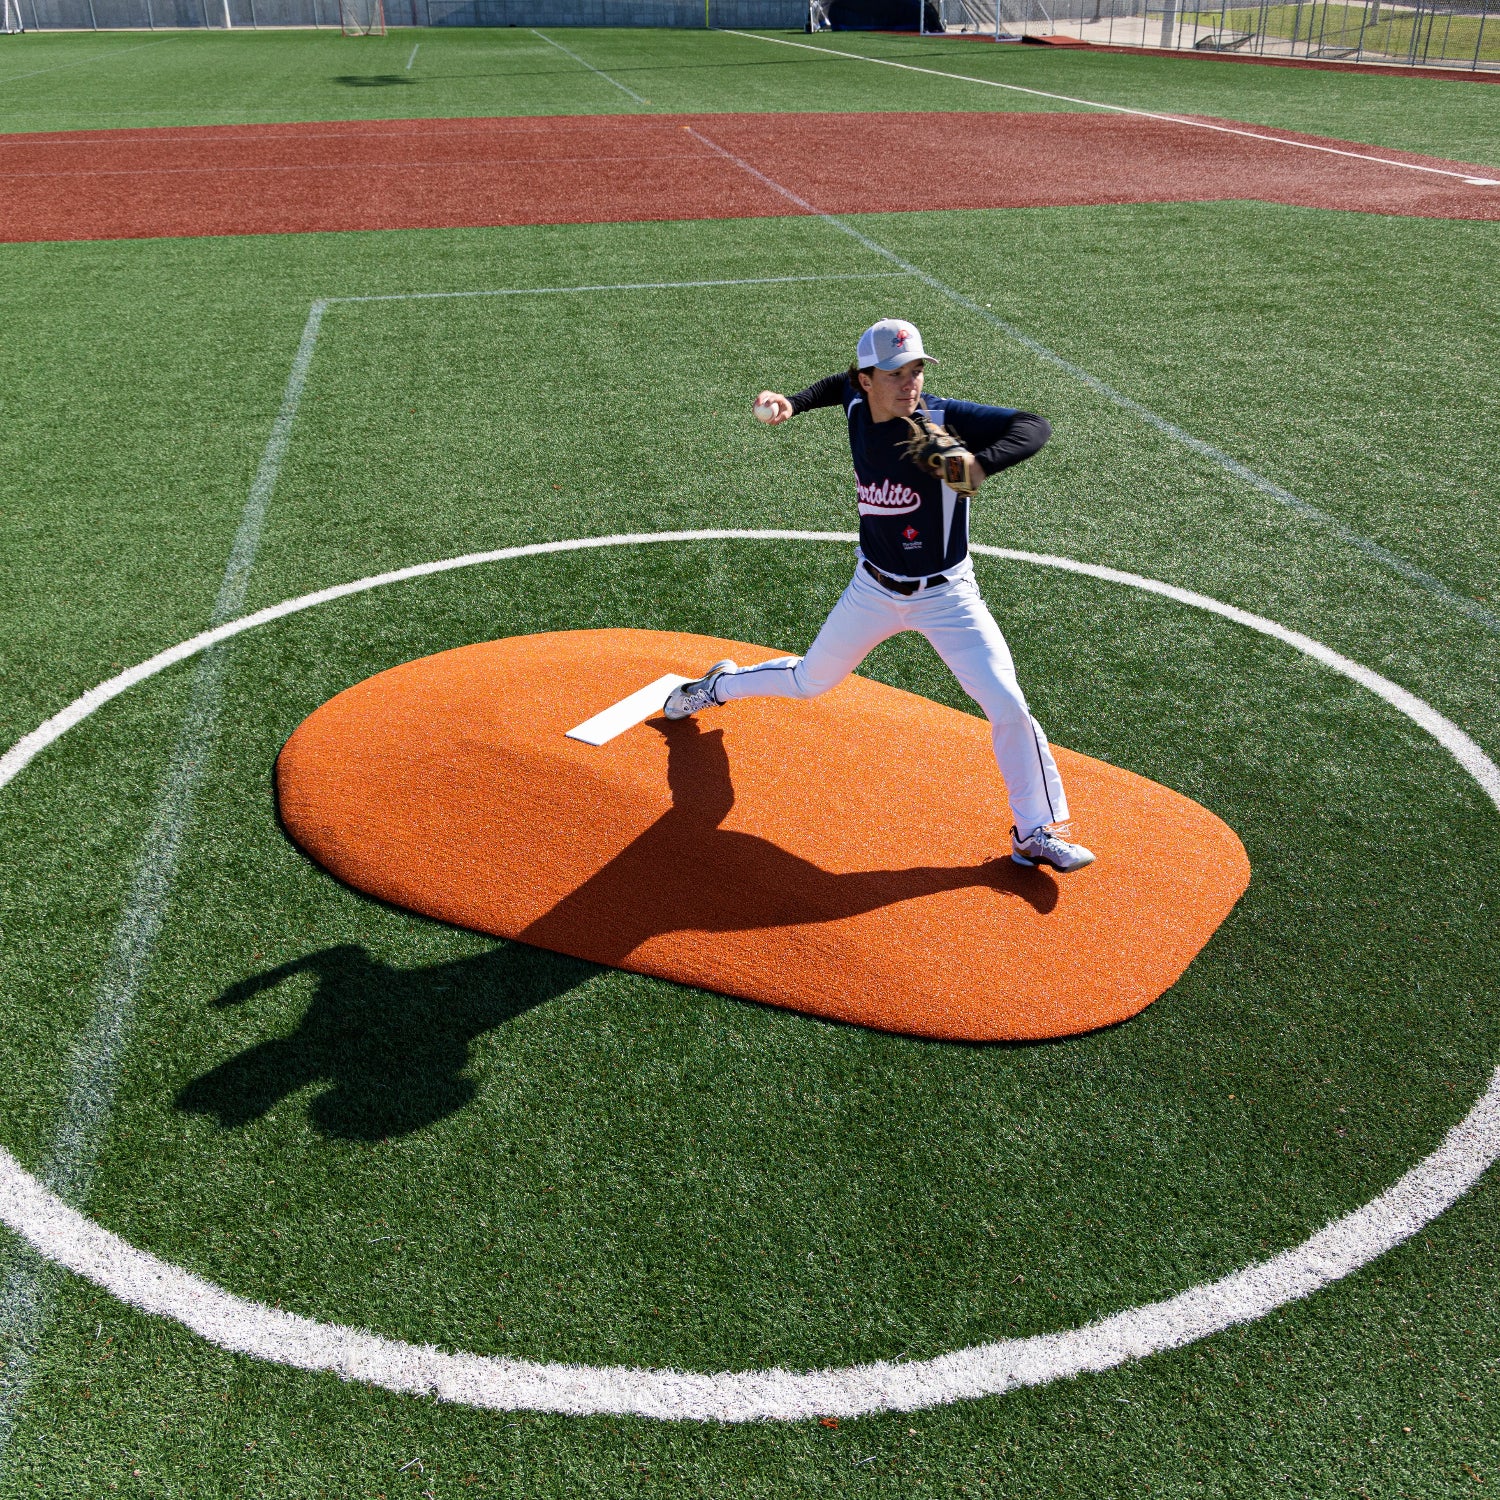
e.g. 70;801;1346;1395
863;561;949;596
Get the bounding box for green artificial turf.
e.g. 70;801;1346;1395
0;200;1497;1495
0;25;1496;166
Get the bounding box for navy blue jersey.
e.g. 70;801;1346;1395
789;373;1050;578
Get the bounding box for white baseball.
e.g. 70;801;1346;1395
753;400;779;424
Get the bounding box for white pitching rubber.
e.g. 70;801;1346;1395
565;674;692;746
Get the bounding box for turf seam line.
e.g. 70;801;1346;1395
724;31;1497;182
0;300;326;1460
530;29;649;106
683;125;1500;641
0;37;178;89
1;531;1497;1421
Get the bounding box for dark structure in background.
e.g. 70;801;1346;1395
827;0;938;26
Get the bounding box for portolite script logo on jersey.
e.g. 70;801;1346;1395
856;477;921;516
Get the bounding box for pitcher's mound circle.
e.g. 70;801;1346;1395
276;629;1250;1041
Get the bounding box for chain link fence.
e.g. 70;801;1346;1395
928;0;1498;70
8;0;1492;71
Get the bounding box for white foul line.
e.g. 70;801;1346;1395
530;29;648;106
682;124;1500;641
566;674;690;745
722;30;1500;185
0;298;326;1452
405;42;419;71
0;529;1496;1422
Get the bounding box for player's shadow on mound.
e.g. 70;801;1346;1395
521;718;1056;967
174;943;593;1141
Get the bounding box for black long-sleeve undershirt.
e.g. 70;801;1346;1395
788;372;1050;479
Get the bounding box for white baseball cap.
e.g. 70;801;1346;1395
856;318;936;371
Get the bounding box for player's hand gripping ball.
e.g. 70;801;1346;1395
898;411;983;496
753;399;780;423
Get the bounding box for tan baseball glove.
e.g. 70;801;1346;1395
897;411;983;496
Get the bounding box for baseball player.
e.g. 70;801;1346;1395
665;318;1093;873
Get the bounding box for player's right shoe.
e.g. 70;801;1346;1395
663;660;736;720
1011;823;1095;873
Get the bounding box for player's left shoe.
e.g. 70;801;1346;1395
663;659;737;720
1011;823;1095;872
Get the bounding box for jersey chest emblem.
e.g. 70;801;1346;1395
855;476;921;516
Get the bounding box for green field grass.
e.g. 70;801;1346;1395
0;26;1497;165
3;197;1498;1494
3;24;1500;1499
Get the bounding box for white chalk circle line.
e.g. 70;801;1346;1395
1;529;1497;1423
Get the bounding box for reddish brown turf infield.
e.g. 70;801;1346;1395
3;109;1494;243
275;629;1251;1042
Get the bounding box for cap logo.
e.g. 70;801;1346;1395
892;326;912;348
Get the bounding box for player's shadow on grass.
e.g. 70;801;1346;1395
174;943;593;1142
332;74;415;87
520;717;1056;967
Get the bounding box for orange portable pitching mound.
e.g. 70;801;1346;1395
275;630;1250;1041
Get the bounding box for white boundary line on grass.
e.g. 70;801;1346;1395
722;30;1500;185
0;274;912;1445
682;124;1500;639
531;29;649;106
0;529;1496;1422
0;37;178;89
0;296;326;1450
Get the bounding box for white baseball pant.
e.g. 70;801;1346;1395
715;561;1068;837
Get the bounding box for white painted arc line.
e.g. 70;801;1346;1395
682;126;1500;640
405;42;419;70
530;29;648;105
977;546;1500;804
327;272;913;306
1;529;1497;1422
0;532;856;795
566;675;690;745
723;30;1496;184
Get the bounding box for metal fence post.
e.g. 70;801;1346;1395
1159;0;1176;46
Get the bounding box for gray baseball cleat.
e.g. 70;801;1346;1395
663;659;737;720
1011;823;1096;872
